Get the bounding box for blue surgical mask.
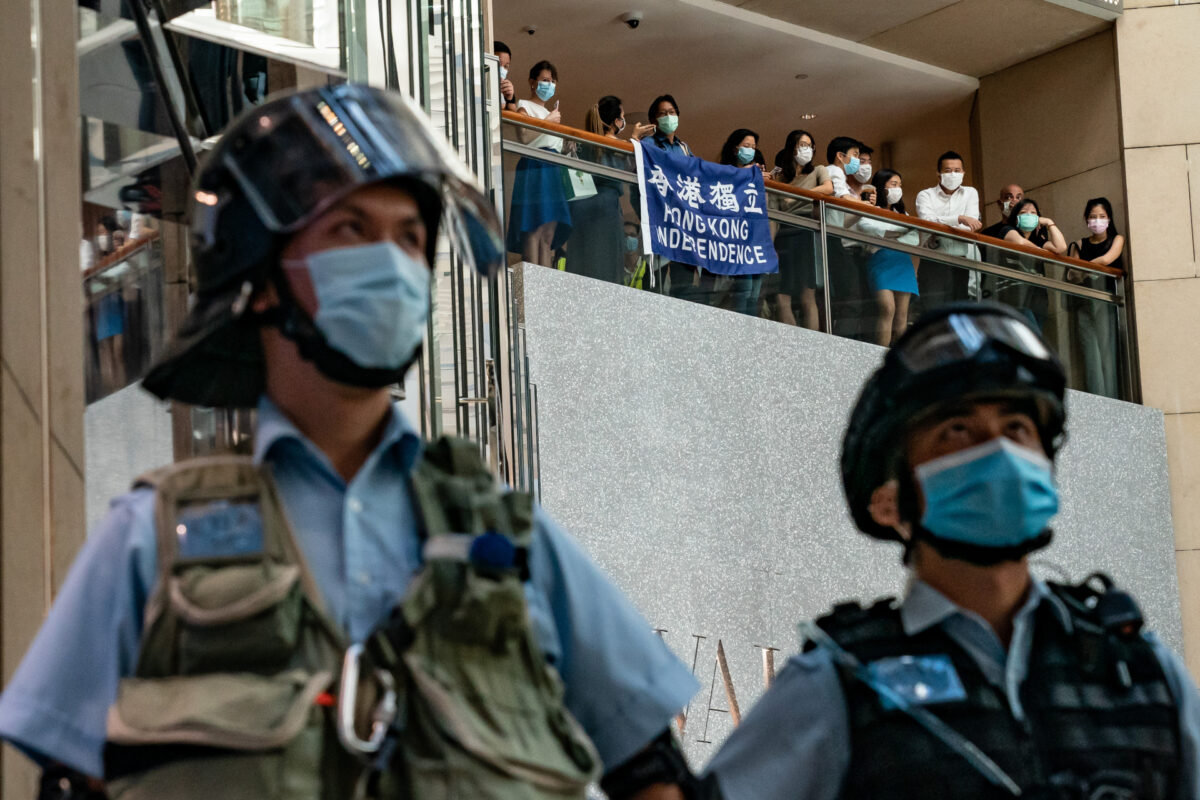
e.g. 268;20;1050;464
288;241;430;370
916;437;1059;549
536;81;556;101
736;146;755;166
625;235;639;252
844;156;860;176
499;66;508;80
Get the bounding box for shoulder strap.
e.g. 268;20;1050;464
410;436;533;550
807;598;903;655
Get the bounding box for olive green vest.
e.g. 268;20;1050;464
104;437;599;800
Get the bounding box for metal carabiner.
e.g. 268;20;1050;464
337;642;398;758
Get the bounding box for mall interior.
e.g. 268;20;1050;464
2;0;1200;790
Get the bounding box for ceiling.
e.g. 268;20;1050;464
711;0;1110;77
493;0;1108;163
494;0;978;162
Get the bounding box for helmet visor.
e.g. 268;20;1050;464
896;311;1053;375
212;85;503;274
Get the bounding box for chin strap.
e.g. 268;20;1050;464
255;276;417;389
910;525;1054;567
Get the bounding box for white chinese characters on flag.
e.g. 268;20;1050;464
633;141;778;276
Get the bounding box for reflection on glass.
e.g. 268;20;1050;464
82;220;166;403
214;0;315;44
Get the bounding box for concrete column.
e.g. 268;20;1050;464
1116;2;1200;678
0;0;85;792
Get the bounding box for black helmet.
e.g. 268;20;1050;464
841;302;1067;543
142;84;503;408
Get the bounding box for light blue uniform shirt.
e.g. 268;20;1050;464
0;397;699;778
705;579;1200;800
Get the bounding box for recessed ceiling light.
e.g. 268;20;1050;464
800;113;817;120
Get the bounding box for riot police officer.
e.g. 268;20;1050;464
0;85;698;800
704;302;1200;799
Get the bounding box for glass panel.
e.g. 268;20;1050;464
822;205;1124;399
499;119;1128;400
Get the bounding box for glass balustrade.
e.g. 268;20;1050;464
499;113;1129;401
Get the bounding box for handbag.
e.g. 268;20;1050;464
563;168;598;202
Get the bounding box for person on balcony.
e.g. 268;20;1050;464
703;302;1200;800
717;128;769;317
1066;197;1125;398
824;136;875;339
987;197;1065;332
642;95;712;306
493;41;516;111
772;130;832;330
643;94;693;159
845;144;874;200
863;169;919;346
981;183;1024;240
505;60;571;269
567;95;637;285
915;150;981;309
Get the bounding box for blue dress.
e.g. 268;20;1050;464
867;246;919;294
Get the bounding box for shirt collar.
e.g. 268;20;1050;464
900;576;1073;637
653;130;682;147
253;394;422;473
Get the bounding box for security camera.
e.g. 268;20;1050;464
523;25;536;35
620;11;643;29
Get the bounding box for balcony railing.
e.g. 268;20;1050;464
499;110;1130;401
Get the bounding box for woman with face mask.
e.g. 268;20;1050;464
717;129;768;317
564;95;637;285
1065;197;1124;397
505;60;571;268
772;130;832;330
990;197;1066;332
998;197;1067;254
864;169;919;346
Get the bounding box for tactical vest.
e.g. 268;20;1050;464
810;588;1181;800
103;437;599;800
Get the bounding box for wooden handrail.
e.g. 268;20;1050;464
500;110;1124;280
84;230;161;280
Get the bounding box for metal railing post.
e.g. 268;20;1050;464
819;201;832;335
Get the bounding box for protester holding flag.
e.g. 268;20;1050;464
718;128;770;316
633;130;778;311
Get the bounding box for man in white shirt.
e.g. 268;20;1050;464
824;136;876;339
915;150;981;305
846;144;874;201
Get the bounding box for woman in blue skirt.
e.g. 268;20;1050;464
866;169;919;346
506;60;572;267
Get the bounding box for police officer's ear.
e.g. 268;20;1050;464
867;480;907;538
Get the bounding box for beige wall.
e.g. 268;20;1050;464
0;0;85;793
975;31;1125;242
1116;2;1200;679
882;95;975;202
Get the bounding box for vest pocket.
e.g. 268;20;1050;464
169;563;302;675
105;669;331;800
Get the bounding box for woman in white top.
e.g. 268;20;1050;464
505;60;571;268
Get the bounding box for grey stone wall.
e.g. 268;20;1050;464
523;266;1180;765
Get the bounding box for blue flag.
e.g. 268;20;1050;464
634;141;778;276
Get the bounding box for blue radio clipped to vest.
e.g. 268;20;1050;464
175;499;265;560
867;654;967;710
